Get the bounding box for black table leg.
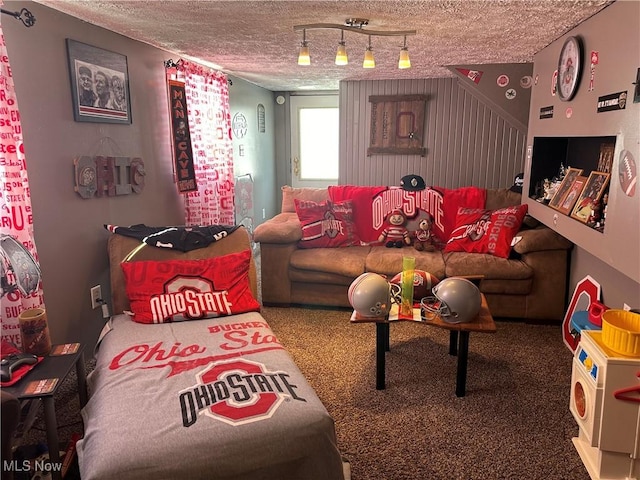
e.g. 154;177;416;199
449;331;458;355
375;322;389;390
42;397;62;480
455;331;470;397
76;351;88;407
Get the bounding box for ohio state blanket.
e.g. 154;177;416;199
77;312;344;480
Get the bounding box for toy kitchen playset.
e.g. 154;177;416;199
569;306;640;480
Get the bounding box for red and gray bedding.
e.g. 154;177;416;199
77;312;344;480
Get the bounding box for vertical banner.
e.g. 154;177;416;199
0;26;45;348
182;62;234;226
168;80;197;193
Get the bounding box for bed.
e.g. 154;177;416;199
77;227;345;480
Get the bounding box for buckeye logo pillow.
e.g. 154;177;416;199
444;204;528;258
121;250;260;324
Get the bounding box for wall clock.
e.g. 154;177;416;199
557;36;583;102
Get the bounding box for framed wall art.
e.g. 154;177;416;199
66;39;132;124
570;171;610;223
556;175;586;215
549;167;583;211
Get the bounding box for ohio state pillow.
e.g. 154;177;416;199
121;250;260;324
444;204;528;258
294;199;362;248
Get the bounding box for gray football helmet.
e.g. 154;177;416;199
420;277;481;323
348;273;401;317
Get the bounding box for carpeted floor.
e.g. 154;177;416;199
16;305;591;480
261;306;591;480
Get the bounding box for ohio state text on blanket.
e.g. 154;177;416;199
77;228;344;480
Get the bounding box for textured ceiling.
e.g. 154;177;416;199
34;0;612;91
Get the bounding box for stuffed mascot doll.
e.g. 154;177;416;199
413;215;436;252
378;209;411;248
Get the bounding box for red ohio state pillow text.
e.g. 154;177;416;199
121;250;260;324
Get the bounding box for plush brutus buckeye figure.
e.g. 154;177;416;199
378;209;411;248
413;215;436;252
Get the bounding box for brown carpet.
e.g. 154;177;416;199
261;306;591;480
17;306;591;480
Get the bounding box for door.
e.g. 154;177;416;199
290;94;339;188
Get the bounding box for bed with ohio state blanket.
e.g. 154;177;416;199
77;228;344;480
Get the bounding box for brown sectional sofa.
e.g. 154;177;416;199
254;187;573;322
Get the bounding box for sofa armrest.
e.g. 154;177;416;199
254;213;302;244
512;226;573;254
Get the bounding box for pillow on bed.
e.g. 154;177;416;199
443;204;528;258
121;249;260;324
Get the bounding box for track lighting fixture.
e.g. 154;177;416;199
294;18;415;69
335;30;348;66
363;36;375;68
398;36;411;69
298;29;310;65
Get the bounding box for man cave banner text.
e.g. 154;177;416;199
168;80;197;193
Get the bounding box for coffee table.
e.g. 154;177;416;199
351;294;496;397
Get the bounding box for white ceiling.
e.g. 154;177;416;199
33;0;613;91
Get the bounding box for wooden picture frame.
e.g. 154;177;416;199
570;171;610;223
549;167;584;210
66;39;132;124
596;143;615;173
556;175;587;215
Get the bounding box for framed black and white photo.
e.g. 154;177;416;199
66;39;132;124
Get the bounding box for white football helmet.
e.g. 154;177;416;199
348;273;401;317
420;277;481;324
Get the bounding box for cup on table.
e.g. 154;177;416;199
18;307;52;356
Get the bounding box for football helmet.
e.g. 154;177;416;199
420;277;481;324
348;273;400;317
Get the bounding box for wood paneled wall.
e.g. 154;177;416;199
339;78;527;189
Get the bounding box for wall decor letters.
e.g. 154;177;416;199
74;156;145;199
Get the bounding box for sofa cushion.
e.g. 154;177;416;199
294;199;362;248
281;185;329;213
290;245;371;278
484;188;522;210
444;204;528;258
365;246;446;279
253;212;302;243
443;251;533;280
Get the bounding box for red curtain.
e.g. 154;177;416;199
0;24;45;348
167;61;234;225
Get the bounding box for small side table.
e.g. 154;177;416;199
3;343;87;480
351;295;496;397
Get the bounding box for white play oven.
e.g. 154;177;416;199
571;330;640;479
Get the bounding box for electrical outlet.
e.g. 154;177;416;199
91;285;102;310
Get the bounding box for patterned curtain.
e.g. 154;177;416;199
0;24;45;348
168;61;234;225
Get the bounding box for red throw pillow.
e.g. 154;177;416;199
439;186;487;242
294;199;362;248
443;204;528;258
121;250;260;324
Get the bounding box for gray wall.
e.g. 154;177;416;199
228;77;278;226
339;77;527;190
525;0;639;310
3;2;275;348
